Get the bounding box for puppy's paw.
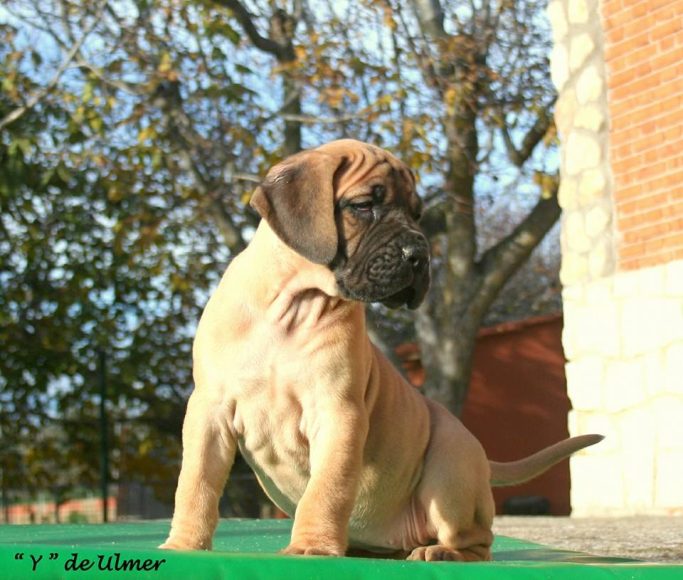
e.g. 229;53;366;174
158;540;183;550
281;542;344;557
158;537;210;551
407;545;464;562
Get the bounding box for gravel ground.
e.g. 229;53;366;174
493;516;683;562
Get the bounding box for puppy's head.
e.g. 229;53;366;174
250;139;430;310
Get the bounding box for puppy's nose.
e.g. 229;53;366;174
401;241;428;270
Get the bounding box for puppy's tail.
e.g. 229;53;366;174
489;434;603;487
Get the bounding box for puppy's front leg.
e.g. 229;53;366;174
284;406;368;557
161;391;236;551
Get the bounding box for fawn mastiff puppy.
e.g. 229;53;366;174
161;139;602;561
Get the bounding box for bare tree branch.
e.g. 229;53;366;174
73;58;143;95
212;0;293;59
419;201;447;239
211;0;301;153
475;178;560;315
206;197;248;254
225;170;260;183
393;1;443;94
0;0;108;132
180;146;247;254
150;79;247;254
279;112;369;124
410;0;447;40
500;106;555;167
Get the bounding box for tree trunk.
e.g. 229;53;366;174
407;0;560;417
215;2;302;154
281;73;302;155
416;101;480;415
415;276;482;416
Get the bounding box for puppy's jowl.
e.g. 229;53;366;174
161;139;601;561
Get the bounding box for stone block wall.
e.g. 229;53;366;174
564;262;683;515
548;0;683;515
548;0;617;286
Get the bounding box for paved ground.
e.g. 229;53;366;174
494;516;683;562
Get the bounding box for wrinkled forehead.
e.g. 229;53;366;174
315;139;417;194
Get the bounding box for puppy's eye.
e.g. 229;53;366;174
371;184;385;198
349;199;374;213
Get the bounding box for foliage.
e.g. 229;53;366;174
0;0;560;504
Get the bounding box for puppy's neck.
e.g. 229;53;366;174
244;221;356;331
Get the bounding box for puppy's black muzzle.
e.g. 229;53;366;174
334;224;431;310
379;232;430;310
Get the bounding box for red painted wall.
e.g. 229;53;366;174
463;315;572;515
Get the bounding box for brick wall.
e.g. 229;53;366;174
602;0;683;270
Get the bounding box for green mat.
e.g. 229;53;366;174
0;519;680;579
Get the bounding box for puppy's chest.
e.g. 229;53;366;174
204;315;356;505
232;386;314;511
228;326;341;440
228;343;317;451
233;391;311;465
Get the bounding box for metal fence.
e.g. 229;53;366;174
0;472;281;525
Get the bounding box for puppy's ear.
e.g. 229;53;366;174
250;150;343;265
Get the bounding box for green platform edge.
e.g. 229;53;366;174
0;518;680;579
